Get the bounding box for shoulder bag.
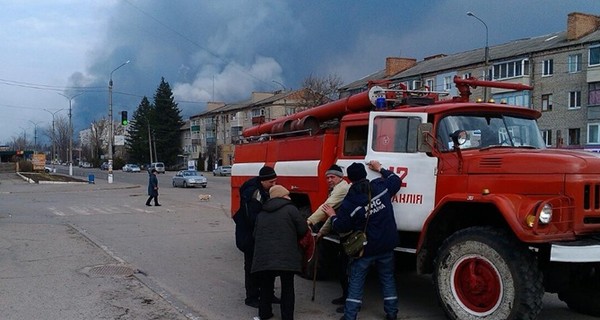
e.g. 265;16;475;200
342;186;371;258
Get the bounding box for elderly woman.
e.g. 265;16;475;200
252;185;308;320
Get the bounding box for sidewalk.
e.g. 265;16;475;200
0;173;188;320
0;171;139;194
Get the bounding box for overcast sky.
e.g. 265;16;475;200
1;0;600;144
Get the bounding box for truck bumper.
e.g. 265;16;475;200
550;238;600;262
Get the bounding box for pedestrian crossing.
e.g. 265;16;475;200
48;204;152;216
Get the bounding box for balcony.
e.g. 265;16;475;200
252;115;265;125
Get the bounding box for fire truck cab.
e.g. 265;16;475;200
231;77;600;320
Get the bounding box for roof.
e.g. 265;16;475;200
190;90;302;118
341;29;600;89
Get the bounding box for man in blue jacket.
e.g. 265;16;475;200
325;160;401;320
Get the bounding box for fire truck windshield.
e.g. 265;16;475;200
437;114;546;151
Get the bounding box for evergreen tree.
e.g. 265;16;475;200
151;77;183;166
125;96;153;164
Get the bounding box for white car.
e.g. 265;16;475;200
122;164;141;172
172;170;207;188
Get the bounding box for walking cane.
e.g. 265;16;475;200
311;236;319;301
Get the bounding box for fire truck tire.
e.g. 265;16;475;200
433;226;543;320
558;263;600;317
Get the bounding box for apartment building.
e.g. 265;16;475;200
183;90;306;171
340;12;600;151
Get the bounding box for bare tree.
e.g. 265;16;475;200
299;73;344;109
89;119;108;163
54;115;69;162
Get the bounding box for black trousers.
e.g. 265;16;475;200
244;248;260;302
146;195;159;205
256;270;295;320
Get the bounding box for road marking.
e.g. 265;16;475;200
48;207;65;216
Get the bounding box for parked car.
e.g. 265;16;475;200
100;162;109;170
213;165;232;176
122;164;141;172
78;161;93;168
172;170;207;188
149;162;166;174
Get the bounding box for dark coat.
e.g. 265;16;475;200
233;177;269;252
332;168;401;256
251;197;308;274
147;173;158;196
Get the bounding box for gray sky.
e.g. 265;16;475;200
1;0;599;144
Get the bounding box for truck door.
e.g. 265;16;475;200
366;111;437;232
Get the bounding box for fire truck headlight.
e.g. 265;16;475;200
539;204;553;224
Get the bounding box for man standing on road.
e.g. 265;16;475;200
233;166;279;308
146;169;161;207
325;161;401;320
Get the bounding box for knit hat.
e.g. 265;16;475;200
325;164;344;178
269;185;289;198
346;162;367;182
258;166;277;181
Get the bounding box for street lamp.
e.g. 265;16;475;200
43;108;64;165
58;92;83;176
467;11;490;101
28;120;43;153
108;60;130;184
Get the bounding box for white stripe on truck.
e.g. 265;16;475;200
232;160;320;177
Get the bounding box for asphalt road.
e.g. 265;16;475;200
0;167;597;320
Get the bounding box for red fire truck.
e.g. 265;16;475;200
231;76;600;320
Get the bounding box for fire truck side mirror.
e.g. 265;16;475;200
450;130;468;148
418;123;434;153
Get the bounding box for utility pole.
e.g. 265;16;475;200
108;60;130;183
467;11;490;101
58;92;83;176
28;120;42;153
148;121;153;164
44;109;64;165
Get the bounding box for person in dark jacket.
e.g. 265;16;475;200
252;185;308;320
145;169;160;206
325;161;401;320
233;166;278;308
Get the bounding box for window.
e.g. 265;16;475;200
251;109;264;117
568;54;582;73
342;125;368;157
493;91;530;108
569;91;582;109
589;82;600;106
492;59;529;80
410;80;422;90
372;116;420;153
590;46;600;66
436;114;545;151
542;59;554;76
462;73;472;79
541;94;552;111
444;76;452;90
569;128;581;146
588;123;600;144
541;130;553;146
425;79;434;91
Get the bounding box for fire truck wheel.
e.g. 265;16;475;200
558;263;600;317
433;226;543;320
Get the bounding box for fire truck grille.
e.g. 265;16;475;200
478;157;503;168
583;184;600;210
